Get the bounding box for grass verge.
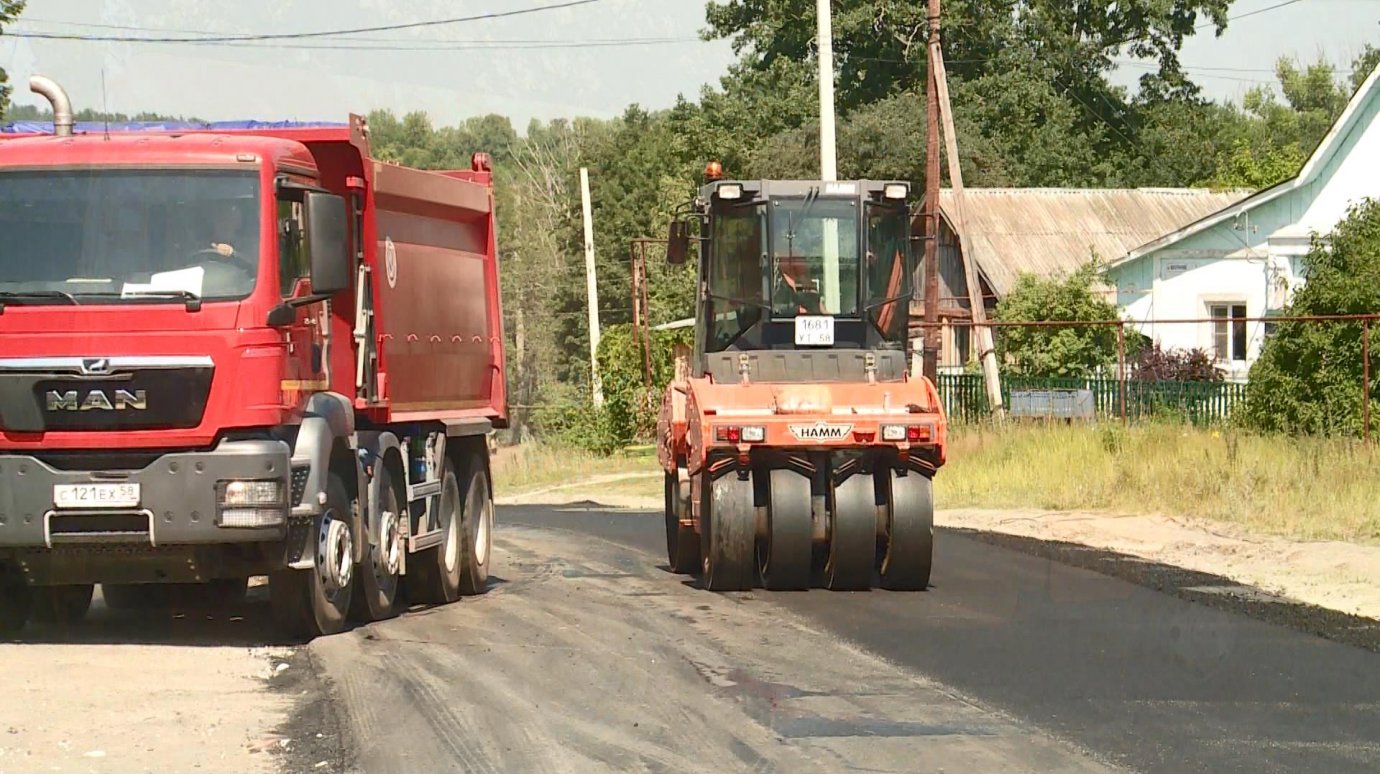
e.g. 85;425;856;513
494;424;1380;545
491;443;657;495
939;422;1380;544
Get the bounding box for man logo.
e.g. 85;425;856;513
788;422;853;442
46;389;147;412
80;358;112;375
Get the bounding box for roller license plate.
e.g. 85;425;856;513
53;483;141;510
794;315;835;346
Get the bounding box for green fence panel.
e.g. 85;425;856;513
937;374;1247;426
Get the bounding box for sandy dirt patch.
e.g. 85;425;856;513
0;592;293;774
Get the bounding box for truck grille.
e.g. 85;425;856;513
0;356;214;433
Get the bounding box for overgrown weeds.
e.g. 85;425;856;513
941;421;1380;543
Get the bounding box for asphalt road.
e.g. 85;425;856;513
289;505;1380;773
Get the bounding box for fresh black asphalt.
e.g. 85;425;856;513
503;504;1380;774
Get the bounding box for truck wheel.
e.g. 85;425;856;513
0;584;33;636
32;584;94;625
352;462;404;622
270;472;355;639
825;474;878;591
701;473;755;592
758;469;813;590
458;461;493;596
664;470;700;574
408;457;463;605
879;471;934;591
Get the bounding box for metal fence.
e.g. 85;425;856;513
920;313;1380;437
938;374;1248;426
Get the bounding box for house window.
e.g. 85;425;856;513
953;324;971;365
1210;303;1248;362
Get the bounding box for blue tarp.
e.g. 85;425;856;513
0;120;348;134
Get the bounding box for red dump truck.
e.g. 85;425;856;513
0;76;507;638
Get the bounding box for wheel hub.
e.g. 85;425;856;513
474;500;491;566
379;510;402;577
442;505;459;574
317;514;353;592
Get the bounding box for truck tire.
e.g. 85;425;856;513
0;584;33;636
458;460;493;596
758;469;813;590
825;474;878;591
271;472;355;639
408;457;463;605
701;473;756;592
879;471;934;591
664;470;700;574
352;462;404;622
32;584;94;625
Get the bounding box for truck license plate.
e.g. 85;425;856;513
795;315;835;346
53;483;141;510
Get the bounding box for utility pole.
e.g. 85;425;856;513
921;0;942;383
817;0;842;311
932;47;1004;417
817;0;838;180
580;167;604;407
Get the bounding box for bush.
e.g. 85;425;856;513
994;261;1121;377
1242;199;1380;436
528;324;693;455
1130;343;1222;382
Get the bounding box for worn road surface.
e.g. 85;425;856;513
288;504;1380;774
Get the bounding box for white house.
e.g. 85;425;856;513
1105;63;1380;380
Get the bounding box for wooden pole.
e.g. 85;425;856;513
580;167;603;407
921;0;942;383
1365;319;1371;446
931;46;1004;419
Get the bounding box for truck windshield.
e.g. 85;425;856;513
0;169;261;303
770;197;859;318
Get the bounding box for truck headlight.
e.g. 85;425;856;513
218;480;286;528
221;480;284;506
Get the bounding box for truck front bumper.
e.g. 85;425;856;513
0;439;292;548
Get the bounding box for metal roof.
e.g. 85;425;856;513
1107;60;1380;269
929;188;1251;295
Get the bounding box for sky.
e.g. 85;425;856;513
1;0;1378;130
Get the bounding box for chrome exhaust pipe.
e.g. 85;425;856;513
29;75;74;137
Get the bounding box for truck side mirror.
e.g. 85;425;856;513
303;191;351;296
666;221;690;266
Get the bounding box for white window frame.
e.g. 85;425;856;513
1207;301;1249;364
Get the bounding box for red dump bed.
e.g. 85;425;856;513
241;119;508;428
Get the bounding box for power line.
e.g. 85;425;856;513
15;16;694;49
5;0;605;44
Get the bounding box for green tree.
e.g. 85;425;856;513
1241;200;1380;437
993;261;1121;378
1202;138;1306;190
0;1;24;119
1190;51;1380;191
